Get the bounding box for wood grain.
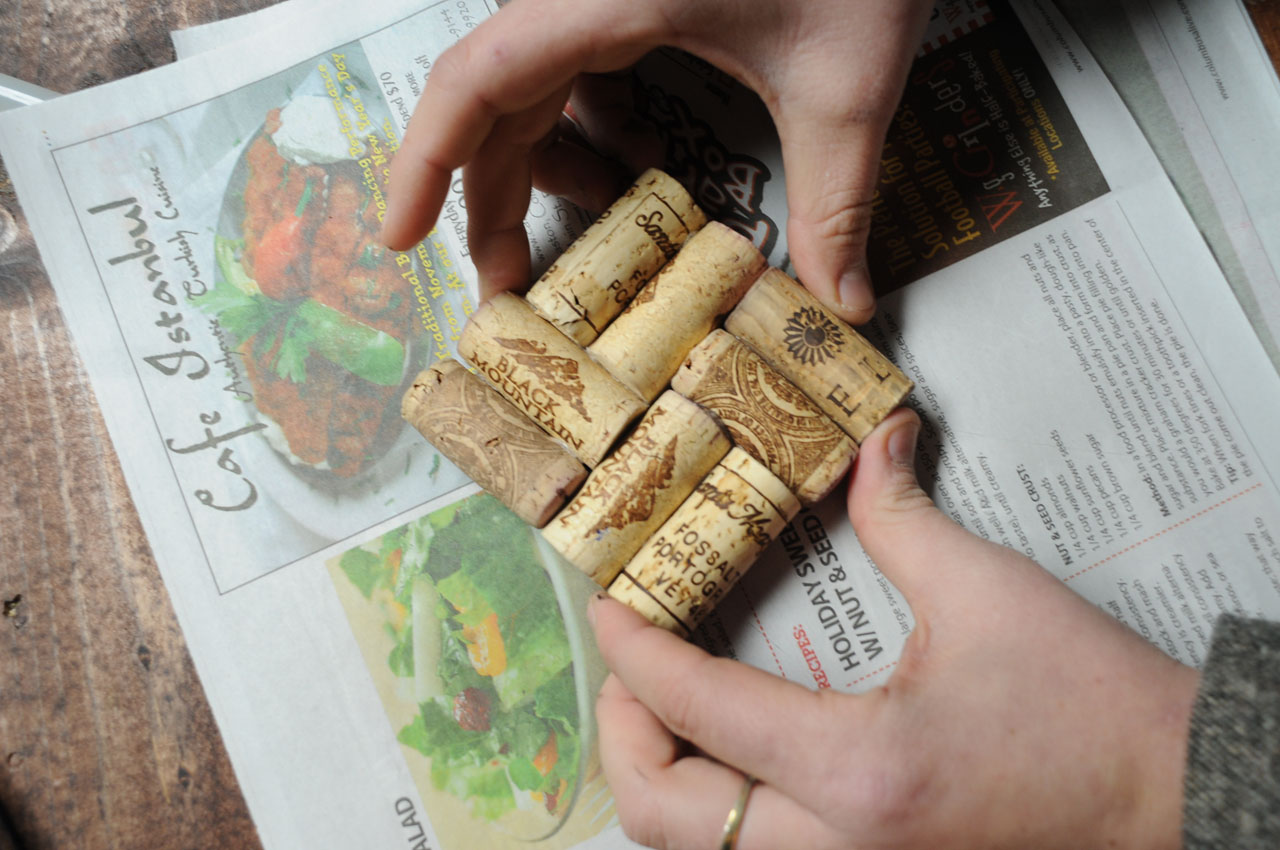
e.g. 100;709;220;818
0;2;276;848
1247;0;1280;75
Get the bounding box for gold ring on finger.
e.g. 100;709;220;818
719;774;758;850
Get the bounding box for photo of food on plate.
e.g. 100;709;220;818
194;69;449;489
326;492;615;849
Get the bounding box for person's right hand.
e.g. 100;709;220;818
382;0;934;321
589;407;1200;850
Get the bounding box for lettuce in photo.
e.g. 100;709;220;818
337;493;581;821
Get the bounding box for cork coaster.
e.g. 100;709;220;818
404;169;913;636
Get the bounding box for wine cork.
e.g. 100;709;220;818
542;391;731;586
672;330;857;506
725;268;913;443
401;361;588;527
608;447;800;637
459;293;647;467
526;169;707;345
588;222;766;402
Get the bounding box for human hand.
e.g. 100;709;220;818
589;407;1200;850
382;0;933;321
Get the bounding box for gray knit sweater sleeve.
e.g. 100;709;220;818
1183;614;1280;849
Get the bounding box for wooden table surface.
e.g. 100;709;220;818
1;2;1279;848
1;4;278;848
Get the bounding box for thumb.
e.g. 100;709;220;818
846;408;992;605
766;0;930;325
774;107;884;325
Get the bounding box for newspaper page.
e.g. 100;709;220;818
1118;0;1280;365
1055;0;1280;369
170;0;312;55
0;74;57;112
0;3;618;849
5;0;1280;848
1054;0;1280;366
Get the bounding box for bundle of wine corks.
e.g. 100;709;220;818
402;169;913;637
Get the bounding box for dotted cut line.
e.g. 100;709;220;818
738;582;788;679
847;660;898;689
1063;482;1263;583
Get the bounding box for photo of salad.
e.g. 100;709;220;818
196;71;424;485
327;492;615;848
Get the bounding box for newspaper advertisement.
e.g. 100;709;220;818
4;0;1280;848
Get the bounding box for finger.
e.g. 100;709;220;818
597;674;838;850
383;0;668;249
775;111;882;325
530;114;630;214
462;85;571;297
596;672;679;773
846;408;1002;607
567;71;665;174
771;4;931;324
462;142;532;299
590;595;871;799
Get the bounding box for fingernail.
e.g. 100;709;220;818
837;270;874;322
587;590;609;627
888;418;919;467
